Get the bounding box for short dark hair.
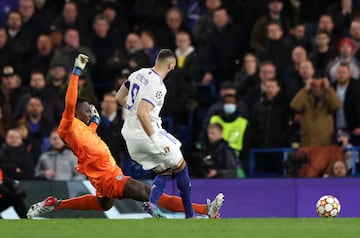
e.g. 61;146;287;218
76;97;88;109
157;49;175;61
208;123;223;132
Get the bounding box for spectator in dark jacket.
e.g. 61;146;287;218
0;168;27;218
191;123;238;178
0;129;34;180
333;62;360;146
251;77;292;174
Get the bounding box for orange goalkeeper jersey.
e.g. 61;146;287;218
57;74;117;178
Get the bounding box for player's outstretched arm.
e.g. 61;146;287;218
115;81;129;108
63;54;89;120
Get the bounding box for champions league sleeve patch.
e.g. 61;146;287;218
155;91;163;99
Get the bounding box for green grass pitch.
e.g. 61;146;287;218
2;218;360;238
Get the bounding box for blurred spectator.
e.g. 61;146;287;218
16;121;42;168
33;0;60;27
100;2;130;40
257;22;292;78
0;129;34;180
298;0;332;35
283;21;312;52
327;0;360;37
50;28;96;86
140;30;160;65
0;26;19;71
192;0;222;73
0;104;6;144
192;0;221;46
49;26;63;50
19;96;55;162
283;46;308;97
326;37;360;82
161;65;194;135
35;129;85;181
328;160;348;177
174;30;200;99
200;7;243;86
250;0;289;52
333;63;360;146
198;81;248;141
233;53;260;98
14;70;63;125
88;14;122;92
337;129;359;173
308;30;337;76
107;32;151;73
22;34;54;86
312;14;339;50
285;59;315;100
97;92;127;167
0;0;18;26
0;65;30;129
18;0;49;49
155;7;189;51
130;0;172;32
50;1;89;45
349;18;360;61
208;94;250;169
245;61;277;113
0;168;27;218
290;76;342;146
173;0;205;30
113;68;130;91
46;62;68;96
5;10;33;65
250;78;292;174
191;123;239;178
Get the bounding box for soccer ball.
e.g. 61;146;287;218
316;195;341;218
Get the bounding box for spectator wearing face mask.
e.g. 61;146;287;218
198;81;248;141
208;94;250;171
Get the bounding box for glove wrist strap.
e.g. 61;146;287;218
91;116;100;125
72;67;82;76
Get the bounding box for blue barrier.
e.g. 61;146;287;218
249;148;296;176
249;146;360;176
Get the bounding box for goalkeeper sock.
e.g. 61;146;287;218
158;194;207;215
175;165;194;218
55;194;103;211
149;174;171;205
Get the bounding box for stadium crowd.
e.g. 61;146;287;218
1;0;360;180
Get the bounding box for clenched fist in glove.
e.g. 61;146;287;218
73;54;89;75
89;104;101;125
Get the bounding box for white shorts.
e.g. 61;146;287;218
125;130;184;173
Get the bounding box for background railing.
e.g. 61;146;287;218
248;146;360;177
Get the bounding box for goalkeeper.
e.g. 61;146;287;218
26;54;224;219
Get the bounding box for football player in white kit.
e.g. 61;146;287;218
116;49;195;218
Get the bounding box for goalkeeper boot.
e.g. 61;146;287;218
143;201;167;219
26;196;59;218
207;193;225;218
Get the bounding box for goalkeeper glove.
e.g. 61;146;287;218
89;104;100;125
72;54;89;76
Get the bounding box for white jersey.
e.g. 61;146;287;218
121;68;167;142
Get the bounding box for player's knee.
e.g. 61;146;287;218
98;198;114;211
